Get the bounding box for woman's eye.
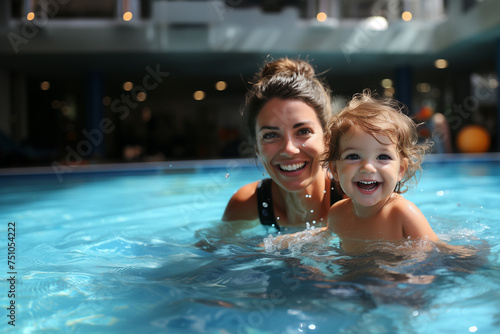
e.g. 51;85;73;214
297;128;312;136
262;132;279;140
378;154;392;161
345;154;360;160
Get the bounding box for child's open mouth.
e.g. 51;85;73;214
356;181;379;192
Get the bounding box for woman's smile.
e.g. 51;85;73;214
277;161;307;172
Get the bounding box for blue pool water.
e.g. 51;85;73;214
1;155;500;334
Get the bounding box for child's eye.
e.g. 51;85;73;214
345;154;360;160
377;154;392;160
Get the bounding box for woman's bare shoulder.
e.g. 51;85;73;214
222;181;261;222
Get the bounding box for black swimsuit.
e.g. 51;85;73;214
256;178;342;231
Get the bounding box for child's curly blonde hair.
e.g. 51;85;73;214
323;89;431;194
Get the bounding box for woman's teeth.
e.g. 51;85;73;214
279;162;306;171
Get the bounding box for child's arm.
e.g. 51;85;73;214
396;199;439;242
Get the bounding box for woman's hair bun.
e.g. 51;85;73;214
259;58;315;80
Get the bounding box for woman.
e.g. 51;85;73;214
222;58;342;230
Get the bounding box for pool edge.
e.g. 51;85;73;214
1;153;500;176
0;158;260;176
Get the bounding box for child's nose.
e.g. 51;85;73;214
360;160;376;173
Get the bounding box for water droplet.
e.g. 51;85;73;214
324;190;326;193
310;210;314;213
225;173;230;178
276;216;280;220
302;144;305;147
169;164;172;168
262;202;268;208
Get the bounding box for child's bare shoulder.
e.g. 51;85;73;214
329;198;351;215
389;194;425;218
389;194;437;239
327;198;351;230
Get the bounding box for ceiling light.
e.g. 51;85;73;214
136;92;147;102
194;91;205;101
402;11;412;21
417;83;431;93
435;59;448;69
40;81;50;90
215;81;227;91
381;78;393;88
316;12;327;22
366;16;388;31
123;11;133;21
123;82;133;91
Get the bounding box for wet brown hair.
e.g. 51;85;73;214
323;89;431;193
243;58;332;145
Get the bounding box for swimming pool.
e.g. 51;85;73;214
1;155;499;334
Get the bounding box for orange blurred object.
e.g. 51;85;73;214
456;125;491;153
416;106;434;120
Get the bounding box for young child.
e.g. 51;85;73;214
323;90;439;253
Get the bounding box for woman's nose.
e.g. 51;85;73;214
280;137;300;156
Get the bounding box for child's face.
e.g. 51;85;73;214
255;98;326;192
331;125;407;209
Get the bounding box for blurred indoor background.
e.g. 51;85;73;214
0;0;499;168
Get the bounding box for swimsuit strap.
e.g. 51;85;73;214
257;178;342;231
256;178;280;231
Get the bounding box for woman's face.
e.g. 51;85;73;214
255;98;325;192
